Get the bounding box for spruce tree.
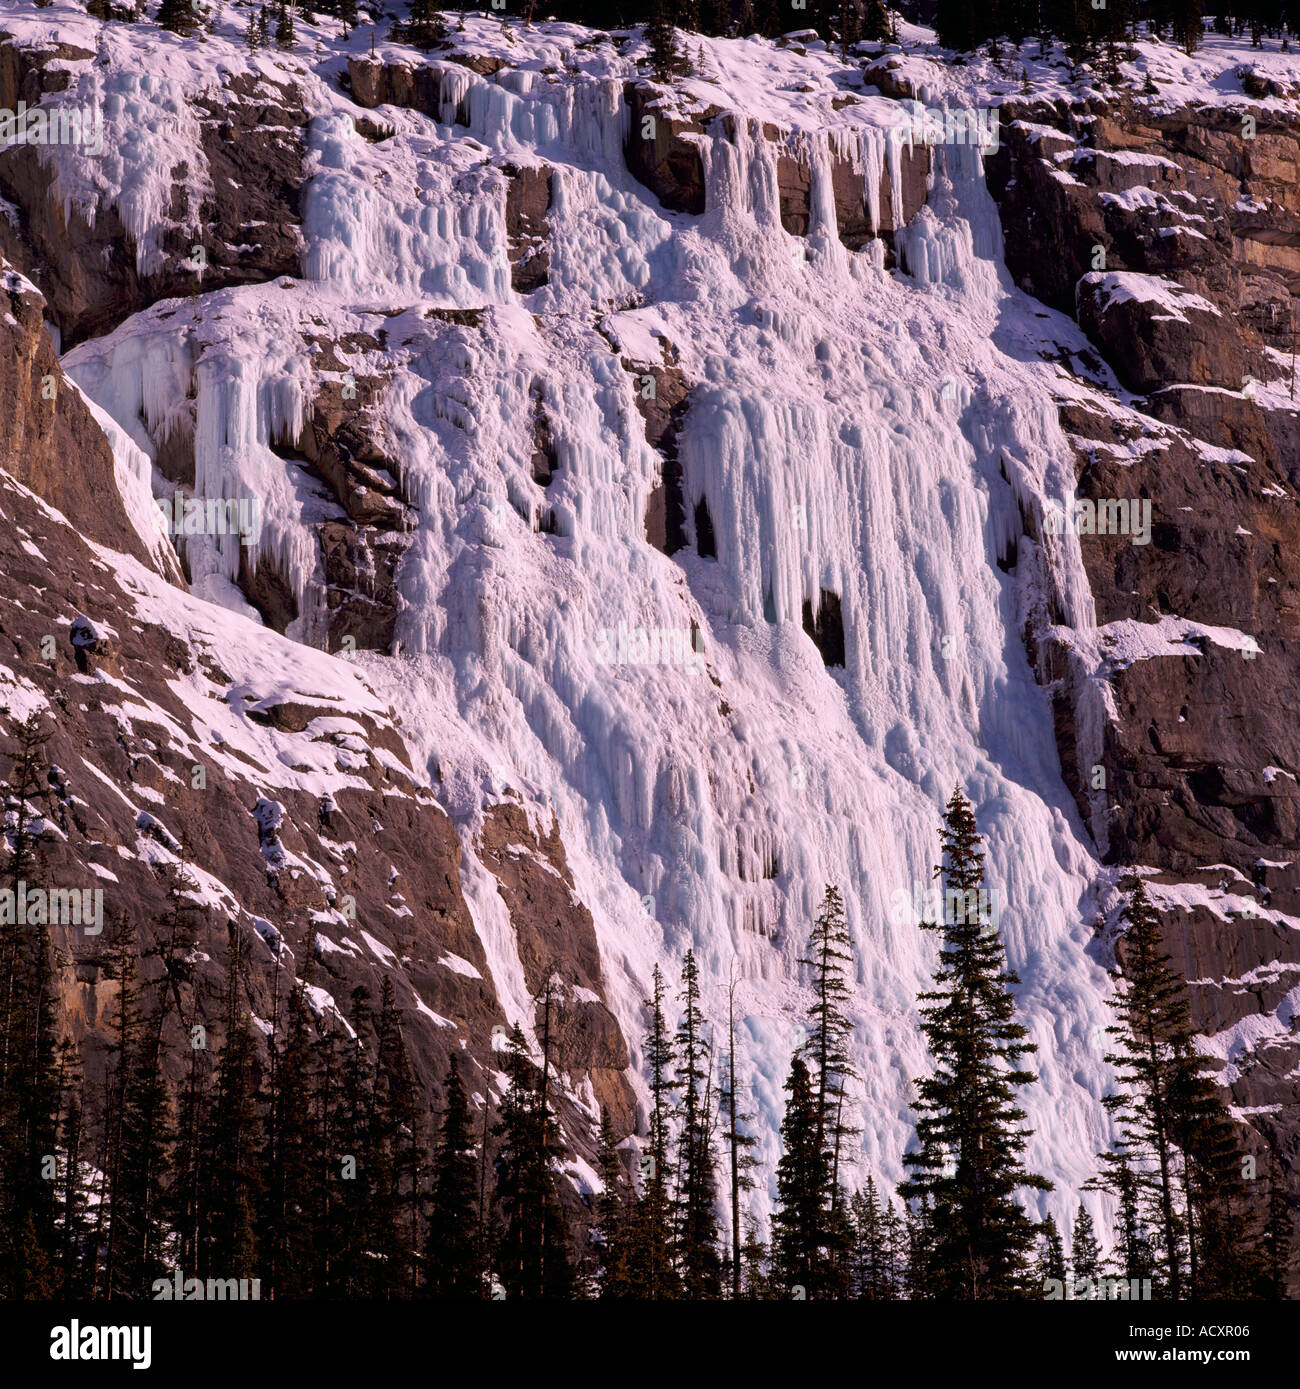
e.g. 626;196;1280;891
1071;1204;1102;1287
260;982;317;1299
674;949;721;1296
850;1175;900;1299
1261;1152;1294;1300
369;978;422;1297
274;0;295;49
425;1056;481;1297
100;920;143;1299
719;971;757;1299
900;786;1051;1299
202;926;263;1285
492;1024;573;1299
329;985;376;1296
405;0;447;48
592;1109;632;1296
798;884;858;1207
1035;1212;1067;1288
157;0;202;32
646;0;687;80
627;966;678;1297
772;1054;832;1296
1091;874;1256;1298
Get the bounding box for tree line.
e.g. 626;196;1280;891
0;708;1293;1298
75;2;1299;76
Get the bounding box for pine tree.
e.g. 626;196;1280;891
260;982;316;1299
1261;1152;1294;1300
274;0;295;49
1090;874;1259;1298
772;1054;832;1296
850;1175;900;1298
798;884;858;1211
626;966;678;1297
674;949;721;1296
54;1041;91;1299
328;985;375;1296
592;1109;632;1296
492;1024;573;1299
1071;1204;1102;1287
99;920;143;1299
861;0;892;41
646;0;687;81
369;978;423;1297
405;0;447;48
1035;1212;1067;1289
425;1056;481;1297
156;0;202;32
202;925;263;1285
719;970;758;1299
900;786;1051;1299
113;962;175;1295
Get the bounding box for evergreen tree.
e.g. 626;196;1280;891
156;0;202;32
0;717;56;1296
646;0;687;80
112;962;175;1296
1035;1212;1067;1288
492;1024;573;1299
900;786;1051;1299
54;1042;91;1299
260;981;317;1299
425;1056;481;1297
718;970;758;1299
1071;1204;1102;1287
1261;1152;1294;1300
369;978;423;1297
849;1174;902;1299
1090;874;1259;1298
592;1109;632;1296
738;1220;771;1298
674;949;721;1296
328;985;376;1296
274;0;295;48
99;921;143;1299
202;925;263;1285
861;0;892;41
772;1054;832;1296
405;0;447;48
798;884;859;1208
626;966;677;1297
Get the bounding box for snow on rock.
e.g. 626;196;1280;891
18;3;1285;1240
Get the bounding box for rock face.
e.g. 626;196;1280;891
0;266;160;572
0;41;305;347
1075;271;1251;393
990;92;1300;1212
503;163;553;294
623;83;712;215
